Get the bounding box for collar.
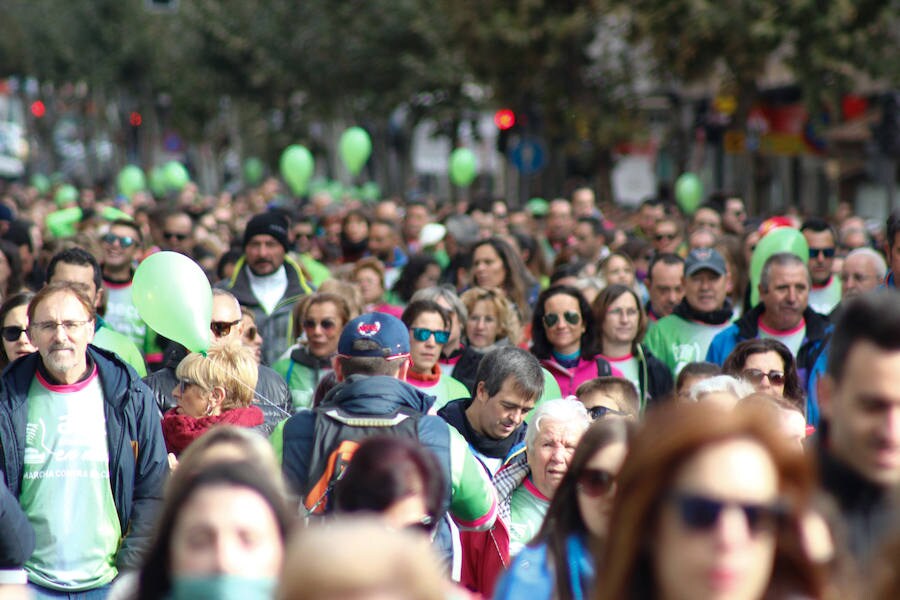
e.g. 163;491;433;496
247;263;287;288
672;298;734;325
408;362;441;383
37;355;98;391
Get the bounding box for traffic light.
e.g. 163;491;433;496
30;100;45;118
494;108;517;154
129;111;143;127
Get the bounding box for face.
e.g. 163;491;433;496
354;267;384;304
170;484;283;579
471;375;536;440
758;263;809;331
580;391;634;420
344;215;369;243
528;419;585;498
723;198;747;234
211;295;243;343
604;256;634;287
683;270;728;313
172;378;212;418
602;292;639;349
0;252;11;286
546;201;574;241
367;224;395;259
293;222;315;254
649;262;685;317
245;234;286;276
639;204;665;233
779;409;807;450
242;313;263;362
574;222;599;261
2;305;36;363
654;221;682;254
577;442;628;538
653;438;779;600
466;299;499;349
543;293;585;355
162;214;193;254
49;262;100;308
693;208;722;236
403;205;429;239
741;351;786;396
820;341;900;486
472;244;506;289
30;291;95;384
102;224;140;269
803;230;836;286
841;254;881;299
408;311;447;374
415;264;441;291
303;301;343;358
572;189;596;217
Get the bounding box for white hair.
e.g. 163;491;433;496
845;247;887;281
688;375;755;403
525;397;591;452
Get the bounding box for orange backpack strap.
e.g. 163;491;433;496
303;440;360;514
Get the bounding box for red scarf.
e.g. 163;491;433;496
162;406;265;456
407;362;441;387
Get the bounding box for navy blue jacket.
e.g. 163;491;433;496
0;346;168;570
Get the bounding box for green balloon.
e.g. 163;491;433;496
163;161;190;192
749;227;809;307
243;157;264;186
279;145;315;196
360;181;380;202
101;206;131;221
149;166;167;197
132;251;212;353
117;165;146;199
45;207;83;238
675;173;703;215
54;184;78;207
449;148;477;187
339;127;372;176
31;174;51;195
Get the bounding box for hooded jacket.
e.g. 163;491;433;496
271;345;333;411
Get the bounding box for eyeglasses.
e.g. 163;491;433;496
577;468;617;497
302;318;338;331
411;327;450;344
741;368;786;386
669;492;785;535
30;320;91;335
210;319;241;337
655;233;677;242
100;233;137;248
607;307;639;319
588;405;631;420
543;311;581;327
163;231;188;241
0;326;27;342
176;378;204;396
808;247;835;259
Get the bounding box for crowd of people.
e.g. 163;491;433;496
0;176;900;599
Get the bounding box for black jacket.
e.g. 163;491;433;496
0;473;33;568
635;344;674;410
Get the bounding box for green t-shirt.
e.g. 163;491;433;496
407;373;470;412
20;371;121;591
645;315;732;377
508;478;550;557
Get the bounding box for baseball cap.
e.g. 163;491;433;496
526;197;549;217
338;313;410;359
684;247;727;277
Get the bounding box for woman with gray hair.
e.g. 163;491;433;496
459;398;591;596
688;374;755;409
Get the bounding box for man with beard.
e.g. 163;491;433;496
222;211;312;365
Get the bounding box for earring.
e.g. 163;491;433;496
205;401;213;416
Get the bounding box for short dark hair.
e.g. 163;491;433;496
675;361;721;396
828;290;900;383
800;217;836;244
109;218;143;244
694;202;721;216
401;299;450;331
646;253;684;282
46;247;102;293
473;347;544;404
575;376;640;416
337;354;407;378
576;216;606;237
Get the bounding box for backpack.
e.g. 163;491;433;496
302;404;423;515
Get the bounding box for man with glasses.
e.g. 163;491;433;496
143;289;291;434
651;216;685;257
438;347;544;476
801;218;842;314
0;282;167;597
840;248;886;301
158;211;193;256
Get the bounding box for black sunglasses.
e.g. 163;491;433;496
588;405;631;420
302;318;338;331
670;492;785;535
577;468;616;498
411;327;450;344
655;232;677;242
808;247;835;259
163;231;188;241
210;319;241;337
543;311;581;328
100;233;137;248
1;326;27;342
741;368;785;386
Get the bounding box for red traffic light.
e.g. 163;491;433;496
129;112;143;127
30;101;46;118
494;109;516;130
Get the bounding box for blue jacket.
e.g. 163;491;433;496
493;534;595;600
0;346;168;571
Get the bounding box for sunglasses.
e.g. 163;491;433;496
100;233;137;248
244;326;259;340
577;468;616;497
210;319;241;337
808;247;835;259
163;231;188;241
588;405;631;420
670;492;785;535
411;327;450;344
302;318;338;331
176;378;203;396
741;368;786;386
655;233;677;242
1;326;27;342
543;311;581;328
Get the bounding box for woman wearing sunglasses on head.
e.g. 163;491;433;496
532;286;621;398
493;419;634;600
272;292;357;411
400;300;469;412
722;338;805;411
595;402;823;600
162;340;265;457
0;291;36;368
